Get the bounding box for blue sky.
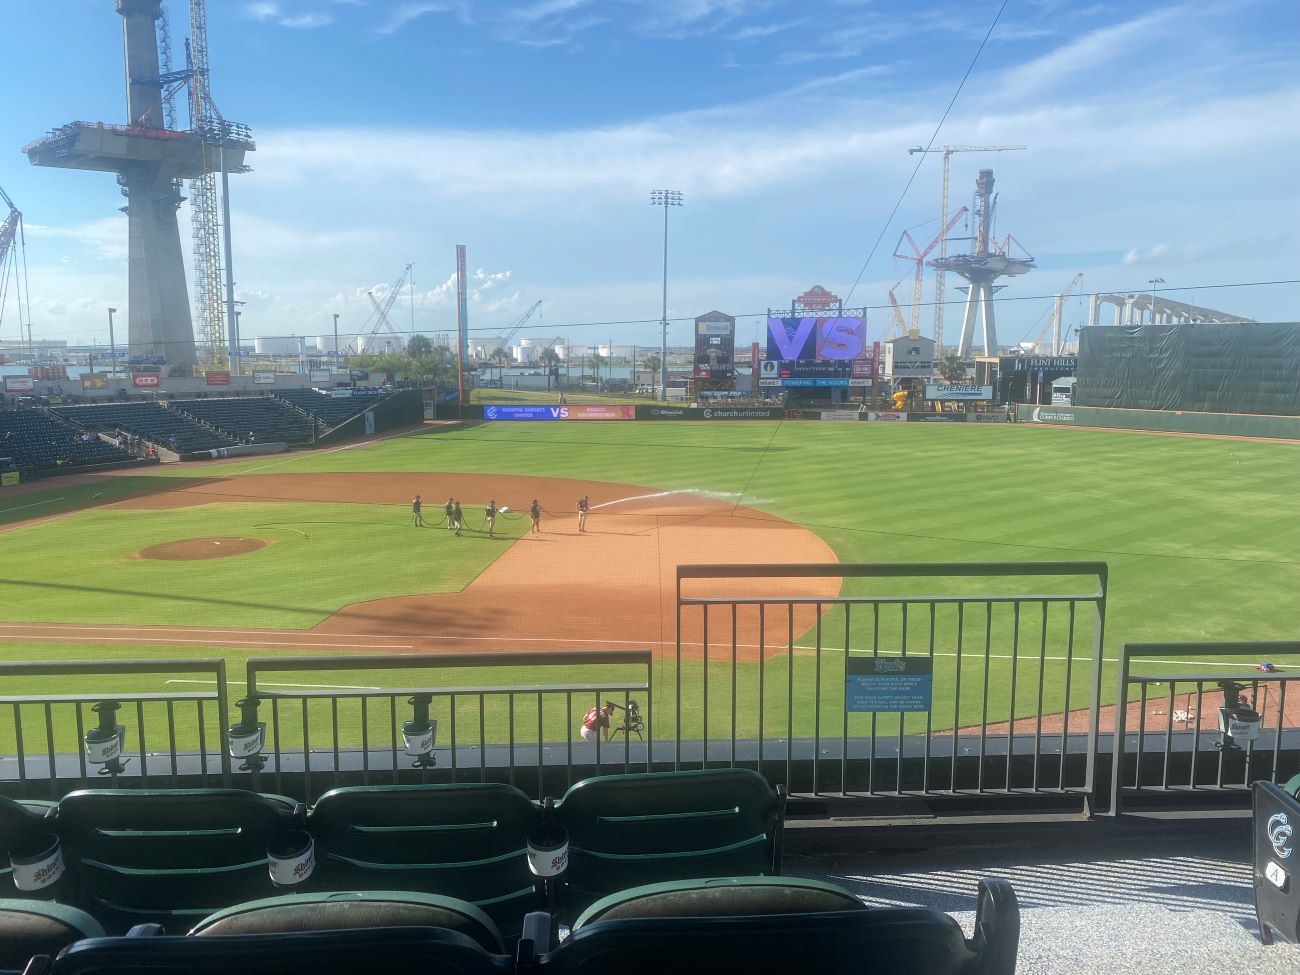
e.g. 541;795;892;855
1;0;1297;350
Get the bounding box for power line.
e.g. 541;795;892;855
843;0;1010;304
14;278;1300;342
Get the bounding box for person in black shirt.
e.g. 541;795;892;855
530;499;542;534
485;499;497;538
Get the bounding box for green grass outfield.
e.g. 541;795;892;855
1;420;1297;751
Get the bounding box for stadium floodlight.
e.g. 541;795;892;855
83;701;128;776
227;697;268;772
402;694;437;768
1216;680;1262;751
1147;278;1165;324
650;190;684;402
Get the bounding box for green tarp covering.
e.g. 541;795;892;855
1076;323;1300;415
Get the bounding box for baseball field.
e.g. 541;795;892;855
1;418;1297;751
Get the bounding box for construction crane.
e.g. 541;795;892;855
906;145;1027;354
892;207;969;335
0;184;32;355
495;301;543;353
359;264;414;353
886;279;908;339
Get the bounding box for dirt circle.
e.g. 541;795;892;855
135;536;269;561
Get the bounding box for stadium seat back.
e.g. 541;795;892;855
47;927;512;975
0;798;53;898
307;784;542;930
0;899;104;971
553;769;783;915
189;890;504;954
54;789;297;932
572;876;865;927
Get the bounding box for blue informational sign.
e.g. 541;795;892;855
844;656;933;713
482;405;560;421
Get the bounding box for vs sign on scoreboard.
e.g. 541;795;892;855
766;315;867;361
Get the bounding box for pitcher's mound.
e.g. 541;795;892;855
136;537;268;561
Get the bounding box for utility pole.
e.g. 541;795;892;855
1147;277;1165;326
650;190;683;401
333;313;340;363
907;146;1026;354
107;307;118;378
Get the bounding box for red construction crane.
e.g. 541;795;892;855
360;263;413;353
893;207;968;335
0;183;32;351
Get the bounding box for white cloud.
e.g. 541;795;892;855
242;2;334;28
727;19;802;41
243;2;281;21
280;13;333;28
376;1;467;34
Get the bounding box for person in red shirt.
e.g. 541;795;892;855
581;703;615;743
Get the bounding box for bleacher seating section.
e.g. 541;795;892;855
52;403;235;454
0;411;135;472
276;389;384;427
0;772;1021;973
175;398;314;445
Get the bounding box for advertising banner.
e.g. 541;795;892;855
760;359;854;388
701;406;785;420
483;405;559;421
1;471;20;487
863;411;907;422
308;370;331;383
845;656;933;713
205;371;231;386
4;377;35;393
636;405;697;421
253;371;276;385
561;404;635;420
849;350;878;387
81;373;108;390
820;411;861;422
925;384;994;401
1026;406;1077;424
970;413;1009;423
908;413;968;422
693;315;736;380
131;373;160;388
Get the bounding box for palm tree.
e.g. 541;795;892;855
538;347;561;391
640;353;661;383
938;353;966;383
588;353;606;387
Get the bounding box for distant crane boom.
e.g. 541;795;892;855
906;144;1027;353
363;263;413;350
1027;272;1083;354
893;207;969;335
0;183;33;352
497;300;543;352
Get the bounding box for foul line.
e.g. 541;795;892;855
0;497;66;515
1;635;414;650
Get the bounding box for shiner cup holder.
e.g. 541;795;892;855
527;820;569;913
267;830;316;889
9;833;65;896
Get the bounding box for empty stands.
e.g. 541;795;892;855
0;410;136;471
175;398;314;445
276;389;384;427
52;403;235;453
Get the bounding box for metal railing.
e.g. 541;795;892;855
233;651;652;801
675;563;1107;805
1108;642;1300;815
0;659;231;800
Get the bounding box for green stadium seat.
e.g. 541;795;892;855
306;784;542;934
540;877;1020;975
0;899;104;970
0;797;56;898
54;789;300;934
45;927;512;975
552;768;785;919
572;876;865;928
188;890;503;954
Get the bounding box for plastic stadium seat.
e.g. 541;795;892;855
540;877;1020;975
188;890;503;953
42;927;512;975
0;798;56;898
0;900;104;970
552;768;786;918
572;876;866;927
54;789;300;933
307;784;542;933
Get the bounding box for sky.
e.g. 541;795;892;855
1;0;1297;353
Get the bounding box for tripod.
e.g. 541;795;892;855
608;699;645;741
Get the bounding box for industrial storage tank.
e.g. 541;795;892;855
355;334;405;355
254;336;306;356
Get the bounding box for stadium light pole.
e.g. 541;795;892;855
333;313;340;363
106;307;117;378
650;190;683;402
1147;277;1165;326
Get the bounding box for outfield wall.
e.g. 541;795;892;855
1017;403;1300;440
316;389;425;445
437;403;1011;423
